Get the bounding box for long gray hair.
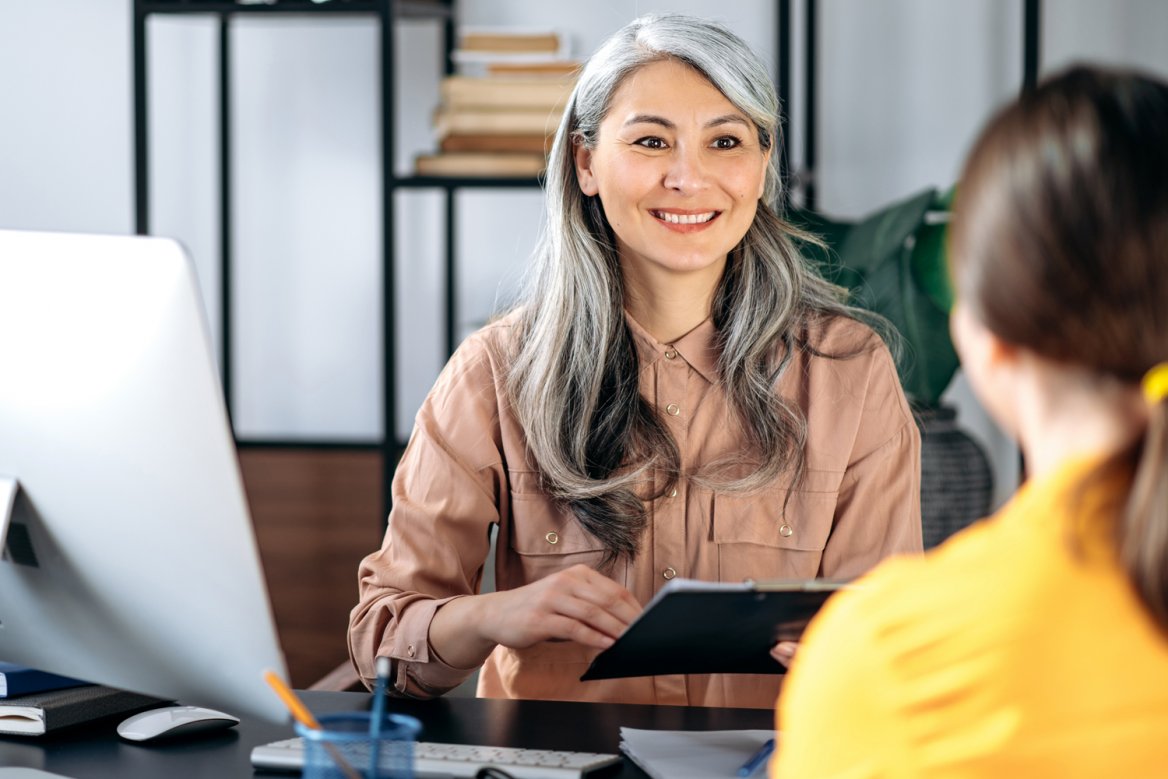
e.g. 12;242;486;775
506;13;862;561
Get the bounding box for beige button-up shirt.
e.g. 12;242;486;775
349;310;922;709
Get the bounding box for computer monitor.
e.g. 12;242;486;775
0;229;289;722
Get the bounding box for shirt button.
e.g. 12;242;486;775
665;403;680;416
662;567;677;580
779;524;794;537
664;348;678;360
546;531;559;545
407;644;416;657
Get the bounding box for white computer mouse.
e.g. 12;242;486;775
116;705;240;742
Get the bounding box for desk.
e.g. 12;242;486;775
0;691;775;778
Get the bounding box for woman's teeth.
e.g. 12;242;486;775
653;211;717;224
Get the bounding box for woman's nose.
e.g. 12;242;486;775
661;145;710;194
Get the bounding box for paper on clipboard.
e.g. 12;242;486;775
580;577;847;681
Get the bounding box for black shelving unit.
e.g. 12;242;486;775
132;0;544;519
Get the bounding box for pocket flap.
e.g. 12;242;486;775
712;480;837;552
507;472;606;555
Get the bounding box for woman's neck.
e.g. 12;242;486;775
1016;362;1148;481
620;259;725;344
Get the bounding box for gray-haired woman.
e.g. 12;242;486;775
349;13;921;709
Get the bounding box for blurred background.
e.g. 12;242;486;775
2;0;1166;686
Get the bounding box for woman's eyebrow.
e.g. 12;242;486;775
621;113;751;130
705;114;751;129
623;113;675;129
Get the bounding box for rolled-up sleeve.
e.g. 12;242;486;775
347;332;507;697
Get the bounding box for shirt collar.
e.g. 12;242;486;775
624;311;720;384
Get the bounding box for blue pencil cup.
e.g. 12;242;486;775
295;712;422;779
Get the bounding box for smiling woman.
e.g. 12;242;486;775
348;13;922;710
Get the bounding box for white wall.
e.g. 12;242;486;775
3;0;1168;504
0;1;133;235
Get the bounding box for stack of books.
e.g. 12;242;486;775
415;28;580;178
0;662;166;736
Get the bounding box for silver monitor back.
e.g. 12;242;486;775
0;229;288;722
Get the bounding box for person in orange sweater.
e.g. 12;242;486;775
772;64;1168;776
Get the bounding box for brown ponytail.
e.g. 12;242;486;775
950;66;1168;630
1123;392;1168;626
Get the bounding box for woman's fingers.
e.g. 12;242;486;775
771;641;798;667
561;565;643;627
541;613;619;649
485;564;641;649
553;591;632;642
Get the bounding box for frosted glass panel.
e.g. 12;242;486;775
395;191;445;443
149;17;222;364
231;18;382;440
818;0;1021;218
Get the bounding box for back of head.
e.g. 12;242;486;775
950;65;1168;627
951;65;1168;382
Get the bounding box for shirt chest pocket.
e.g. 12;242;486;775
711;472;840;581
503;473;620;589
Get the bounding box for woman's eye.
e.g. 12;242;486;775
712;136;742;150
634;136;668;150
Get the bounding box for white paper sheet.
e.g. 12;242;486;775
619;728;777;779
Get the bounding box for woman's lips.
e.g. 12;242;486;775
650;209;722;233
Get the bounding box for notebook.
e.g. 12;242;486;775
0;685;167;736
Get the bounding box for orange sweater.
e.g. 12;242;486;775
774;457;1168;777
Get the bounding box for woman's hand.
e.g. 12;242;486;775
770;641;799;668
481;564;642;650
428;564;641;669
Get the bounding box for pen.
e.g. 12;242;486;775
263;669;362;779
368;655;390;775
736;737;776;777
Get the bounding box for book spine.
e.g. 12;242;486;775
459;32;560;54
434;108;564;137
439;134;552;155
440;78;573;111
0;668;87;699
414;153;545;177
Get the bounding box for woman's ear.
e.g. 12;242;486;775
574;143;599;196
757;146;772;200
951;302;1024;437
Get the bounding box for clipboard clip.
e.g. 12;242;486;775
744;578;852;593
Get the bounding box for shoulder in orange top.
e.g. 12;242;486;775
773;457;1168;778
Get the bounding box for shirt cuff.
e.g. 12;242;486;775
386;594;480;697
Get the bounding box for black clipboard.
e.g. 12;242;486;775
580;578;847;681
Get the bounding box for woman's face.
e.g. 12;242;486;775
574;59;771;286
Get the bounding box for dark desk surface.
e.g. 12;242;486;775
0;690;775;778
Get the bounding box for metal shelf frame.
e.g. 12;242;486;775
133;0;460;519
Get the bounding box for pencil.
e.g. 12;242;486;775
263;669;362;779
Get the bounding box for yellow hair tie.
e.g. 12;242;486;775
1142;363;1168;404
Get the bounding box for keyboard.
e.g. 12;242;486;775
251;737;622;778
